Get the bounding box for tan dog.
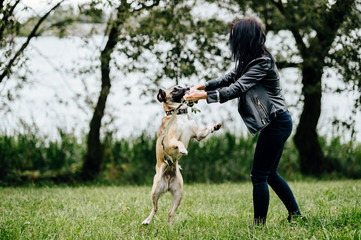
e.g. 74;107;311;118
142;86;222;225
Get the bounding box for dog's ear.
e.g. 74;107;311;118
157;89;166;103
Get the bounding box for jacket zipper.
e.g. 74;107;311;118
256;98;269;117
248;91;265;125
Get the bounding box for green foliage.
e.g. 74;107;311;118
0;181;360;239
118;0;231;96
0;1;22;45
320;136;361;179
1;129;361;186
0;129;84;185
100;134;158;185
77;3;105;24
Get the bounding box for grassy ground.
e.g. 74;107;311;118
1;180;360;239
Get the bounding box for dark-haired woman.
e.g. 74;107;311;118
184;17;302;224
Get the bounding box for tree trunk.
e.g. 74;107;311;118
292;0;354;176
294;64;325;175
264;0;355;176
82;15;121;180
81;0;160;180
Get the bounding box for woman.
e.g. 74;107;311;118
184;18;302;224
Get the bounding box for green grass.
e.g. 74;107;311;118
1;180;361;239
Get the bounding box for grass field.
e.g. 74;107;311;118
1;180;360;239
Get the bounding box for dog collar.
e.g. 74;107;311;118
166;108;188;116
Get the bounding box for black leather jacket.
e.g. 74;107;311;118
206;56;288;135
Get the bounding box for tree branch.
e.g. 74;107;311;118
270;0;285;14
269;0;307;55
0;0;65;83
0;0;21;41
317;0;354;50
276;61;302;69
289;27;307;54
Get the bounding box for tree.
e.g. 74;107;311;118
82;0;161;179
120;1;231;96
231;0;361;175
0;0;68;116
0;0;65;83
81;0;230;179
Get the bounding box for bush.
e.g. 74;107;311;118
0;129;84;185
0;129;360;186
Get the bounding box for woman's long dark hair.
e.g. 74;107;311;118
229;18;274;76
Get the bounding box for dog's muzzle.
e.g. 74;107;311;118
171;87;190;103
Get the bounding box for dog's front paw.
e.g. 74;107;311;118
179;148;188;155
213;123;222;131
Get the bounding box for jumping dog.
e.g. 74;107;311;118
142;86;222;225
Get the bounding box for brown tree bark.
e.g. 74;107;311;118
292;0;355;176
82;9;123;179
294;63;324;175
81;0;160;180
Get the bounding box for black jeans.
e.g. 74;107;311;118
251;110;301;224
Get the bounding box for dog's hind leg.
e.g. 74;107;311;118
142;169;167;225
168;171;183;225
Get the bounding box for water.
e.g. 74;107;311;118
1;35;359;142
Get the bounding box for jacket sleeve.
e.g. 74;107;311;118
204;70;237;91
211;58;271;104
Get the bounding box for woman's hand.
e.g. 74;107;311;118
184;89;207;102
190;83;206;91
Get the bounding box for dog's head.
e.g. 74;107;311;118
157;86;189;106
